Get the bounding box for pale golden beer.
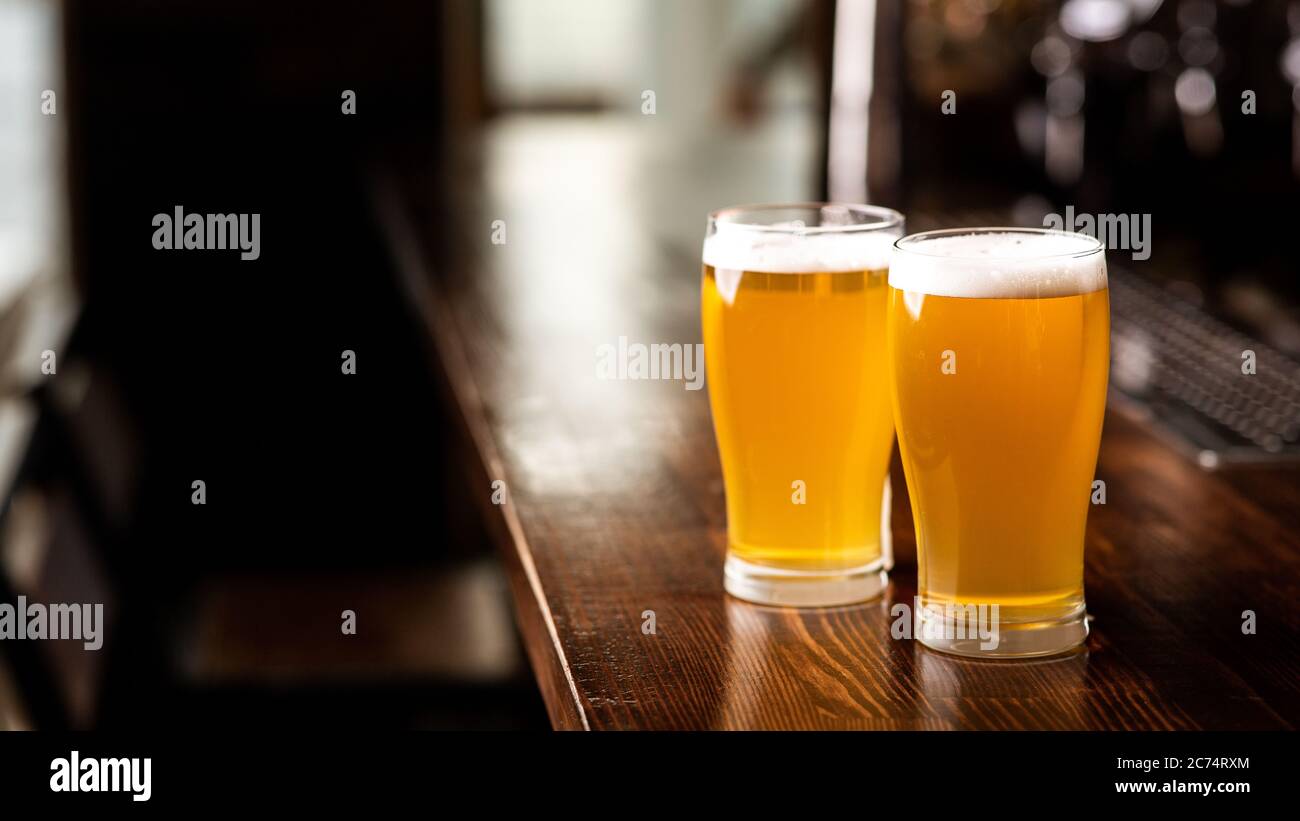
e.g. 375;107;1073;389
887;228;1108;657
702;204;903;606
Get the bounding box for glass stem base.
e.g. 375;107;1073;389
916;600;1088;659
723;553;886;607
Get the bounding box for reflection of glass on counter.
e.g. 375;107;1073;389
914;642;1091;730
720;596;912;729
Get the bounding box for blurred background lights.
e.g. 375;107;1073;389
1282;38;1300;85
1124;0;1165;24
1175;66;1217;115
1177;0;1216;30
1127;31;1169;71
1031;34;1074;78
1178;27;1220;67
1060;0;1132;42
1047;71;1087;116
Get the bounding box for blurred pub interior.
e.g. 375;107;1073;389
0;0;1297;728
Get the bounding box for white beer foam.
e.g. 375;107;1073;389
888;231;1107;298
703;223;898;274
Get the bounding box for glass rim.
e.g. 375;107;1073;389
893;227;1105;260
708;202;904;235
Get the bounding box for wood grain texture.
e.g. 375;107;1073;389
377;119;1300;730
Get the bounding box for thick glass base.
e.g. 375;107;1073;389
916;600;1088;659
724;554;887;607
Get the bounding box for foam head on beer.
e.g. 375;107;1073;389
888;230;1107;298
703;221;897;275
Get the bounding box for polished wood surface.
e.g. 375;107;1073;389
382;117;1300;730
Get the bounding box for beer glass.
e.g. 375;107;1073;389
702;203;904;606
887;228;1109;657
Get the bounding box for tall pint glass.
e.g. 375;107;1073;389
887;228;1109;657
702;203;904;607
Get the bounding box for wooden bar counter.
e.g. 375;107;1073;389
378;116;1300;731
